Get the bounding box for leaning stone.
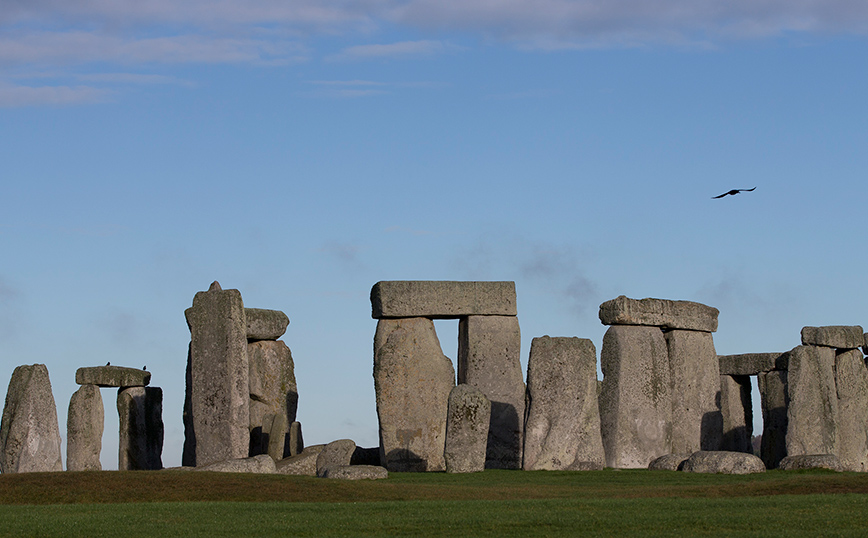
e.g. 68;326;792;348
648;454;690;471
779;454;843;471
458;315;524;469
371;281;517;318
265;412;289;462
598;296;719;332
0;364;63;473
351;446;382;466
718;353;788;376
288;421;304;457
444;384;491;473
117;387;163;470
67;384;104;471
834;349;868;472
374;317;455;472
758;370;788;469
316;439;357;477
666;330;722;453
599;325;672;468
245;308;290;341
75;366;150;388
185;282;250;467
321;465;389;480
719;375;752;453
276;444;324;476
523;336;604;471
681;451;766;474
801;326;864;349
248;339;297;459
786;345;839;457
196;454;276;474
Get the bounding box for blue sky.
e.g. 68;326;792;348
2;1;867;469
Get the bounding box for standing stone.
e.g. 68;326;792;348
374;317;455;472
182;344;195;467
444;384;491;474
184;281;250;466
600;326;672;468
265;413;288;462
288;421;304;457
758;370;788;469
67;384;104;471
523;336;605;470
117;386;163;470
719;375;752;453
0;364;63;473
458;315;525;469
786;345;839;457
834;349;868;472
665;330;722;453
248;339;297;459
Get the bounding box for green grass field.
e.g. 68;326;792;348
2;469;868;537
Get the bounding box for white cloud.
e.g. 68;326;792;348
0;82;111;107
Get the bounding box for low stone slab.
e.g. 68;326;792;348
245;308;289;340
599;296;719;332
371;281;517;319
681;451;766;474
648;454;690;471
801;326;864;349
444;384;491;474
75;366;150;388
195;454;276;474
276;445;324;476
321;465;389;480
778;454;843;472
718;353;788;376
316;439;357;477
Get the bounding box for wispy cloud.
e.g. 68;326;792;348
328;40;463;61
0;82;111;107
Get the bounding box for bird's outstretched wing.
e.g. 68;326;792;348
712;187;756;199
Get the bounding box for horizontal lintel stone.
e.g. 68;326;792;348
800;325;865;349
76;366;150;387
245;308;289;340
371;281;517;319
718;352;789;375
598;295;719;332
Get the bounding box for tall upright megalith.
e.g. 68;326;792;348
118;386;164;470
0;364;63;473
67;384;104;471
248;339;297;459
786;344;838;457
185;281;250;466
834;348;868;472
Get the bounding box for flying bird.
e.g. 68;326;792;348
712;187;756;199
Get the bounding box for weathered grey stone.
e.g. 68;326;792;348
321;465;389;480
565;460;604;470
599;325;672;468
276;444;324;476
666;330;722;454
288;421;304;457
458;315;524;469
599;296;719;332
265;412;288;462
66;384;103;471
316;439;357;477
0;364;63;473
787;345;839;458
444;384;491;474
196;454;276;473
648;454;690;471
719;375;753;453
75;366;150;388
834;349;868;472
779;454;843;471
371;281;517;319
681;451;766;474
184;282;250;467
801;326;864;349
718;353;788;376
758;370;788;469
248;339;297;459
117;386;163;470
245;308;290;341
374;317;455;472
864;332;868;355
523;336;604;471
351;446;381;466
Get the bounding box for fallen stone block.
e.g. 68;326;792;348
599;296;719;332
778;454;843;471
719;375;753;453
321;465;388;480
371;281;517;319
718;353;788;376
834;349;868;472
276;444;324;476
75;366;150;388
444;384;491;474
0;364;63;473
245;308;290;341
195;454;276;474
758;370;788;469
681;451;766;474
67;384;104;471
648;454;690;471
666;330;722;453
786;345;839;457
801;326;864;349
316;439;357;477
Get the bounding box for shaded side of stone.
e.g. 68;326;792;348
75;366;150;388
195;454;276;474
598;296;719;332
786;345;839;457
288;421;304;457
316;439;357;477
350;446;381;466
719;375;753;453
374;317;455;472
718;353;788;376
371;281;517;319
648;454;690;471
444;384;491;474
758;370;788;469
599;325;672;468
522;336;604;471
681;451;766;474
666;330;722;453
458;315;524;469
117;386;163;470
248;339;297;459
321;465;388;480
779;454;843;471
182;343;196;467
67;384;103;471
834;348;868;472
801;326;864;349
0;364;63;474
276;445;324;476
245;308;290;340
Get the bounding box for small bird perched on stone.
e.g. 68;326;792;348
712;187;756;199
143;366;147;371
106;361;110;366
